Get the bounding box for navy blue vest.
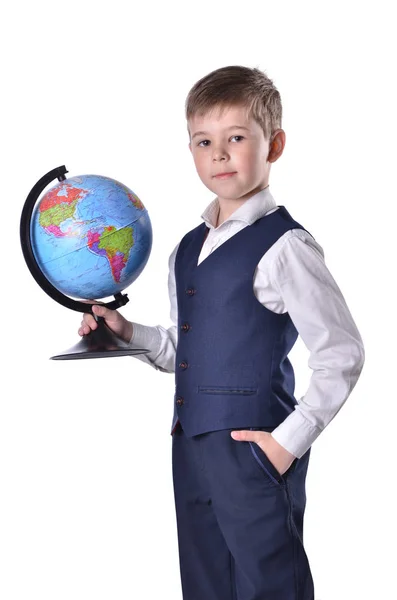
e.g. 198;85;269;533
170;205;312;437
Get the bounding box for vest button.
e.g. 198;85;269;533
176;396;184;406
179;361;188;369
186;288;196;296
181;323;190;332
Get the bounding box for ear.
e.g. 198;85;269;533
268;129;286;162
189;142;192;153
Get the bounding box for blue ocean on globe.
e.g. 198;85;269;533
30;174;152;300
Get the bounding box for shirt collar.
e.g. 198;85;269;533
200;186;277;230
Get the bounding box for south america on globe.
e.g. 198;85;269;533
30;174;152;300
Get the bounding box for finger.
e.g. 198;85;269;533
78;323;92;336
92;304;110;317
82;313;97;330
92;304;117;322
81;298;104;310
230;430;263;443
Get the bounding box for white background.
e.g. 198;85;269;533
1;1;395;599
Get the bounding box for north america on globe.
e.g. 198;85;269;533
30;174;153;300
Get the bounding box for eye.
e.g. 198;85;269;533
197;135;244;147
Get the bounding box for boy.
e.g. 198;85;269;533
79;65;365;599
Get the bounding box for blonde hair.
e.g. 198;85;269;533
185;65;282;142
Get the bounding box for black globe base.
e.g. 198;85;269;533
50;318;150;360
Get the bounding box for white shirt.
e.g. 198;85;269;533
130;187;365;459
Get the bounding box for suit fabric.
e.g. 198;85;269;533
171;206;315;599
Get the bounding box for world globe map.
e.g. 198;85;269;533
30;174;152;300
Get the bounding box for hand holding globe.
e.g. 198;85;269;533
78;304;133;343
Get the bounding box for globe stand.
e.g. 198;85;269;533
51;316;149;360
20;165;151;360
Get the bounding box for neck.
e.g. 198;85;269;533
216;184;269;228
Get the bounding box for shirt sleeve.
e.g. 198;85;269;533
268;233;365;459
128;242;179;374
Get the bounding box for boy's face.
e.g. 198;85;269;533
188;104;282;205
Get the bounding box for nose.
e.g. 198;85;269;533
211;142;229;161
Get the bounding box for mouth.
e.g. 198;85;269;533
213;172;237;179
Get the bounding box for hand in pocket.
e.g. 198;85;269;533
230;429;296;476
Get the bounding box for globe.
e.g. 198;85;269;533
30;173;152;300
21;166;152;359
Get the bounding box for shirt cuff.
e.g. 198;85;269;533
270;407;323;459
129;322;162;360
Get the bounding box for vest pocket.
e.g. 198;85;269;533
198;385;258;395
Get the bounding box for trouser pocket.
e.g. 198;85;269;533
248;427;297;487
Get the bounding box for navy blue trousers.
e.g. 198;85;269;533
172;423;314;600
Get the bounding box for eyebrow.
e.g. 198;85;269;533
191;125;250;140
